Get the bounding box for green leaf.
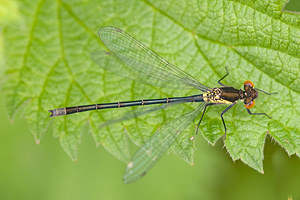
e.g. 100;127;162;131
2;0;300;173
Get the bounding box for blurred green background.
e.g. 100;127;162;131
1;1;300;200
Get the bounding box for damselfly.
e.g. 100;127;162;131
49;26;276;183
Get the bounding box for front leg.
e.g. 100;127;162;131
246;109;271;119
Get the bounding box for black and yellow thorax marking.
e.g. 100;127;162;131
203;87;245;104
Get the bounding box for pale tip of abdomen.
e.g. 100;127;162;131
49;110;54;117
48;108;67;117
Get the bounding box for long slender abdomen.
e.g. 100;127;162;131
49;95;203;117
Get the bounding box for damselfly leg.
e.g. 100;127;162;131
195;103;216;135
221;102;237;138
255;88;278;95
246;109;272;119
218;67;229;87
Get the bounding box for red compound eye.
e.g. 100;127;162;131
244;80;254;88
245;100;255;109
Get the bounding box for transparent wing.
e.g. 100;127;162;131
123;103;206;184
91;26;210;92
